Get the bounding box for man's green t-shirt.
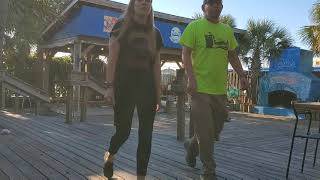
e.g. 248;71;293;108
179;18;238;95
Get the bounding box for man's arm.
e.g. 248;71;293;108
228;50;249;90
182;46;197;95
228;50;245;77
182;46;194;79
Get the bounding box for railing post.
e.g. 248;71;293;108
65;84;73;124
80;73;88;122
172;68;186;141
35;100;41;115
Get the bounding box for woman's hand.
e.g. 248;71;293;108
156;104;160;112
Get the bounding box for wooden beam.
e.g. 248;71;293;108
79;36;109;46
82;45;95;56
160;60;167;67
175;61;183;69
40;37;77;49
160;48;181;56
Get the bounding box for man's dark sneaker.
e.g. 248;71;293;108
103;152;113;179
184;139;199;168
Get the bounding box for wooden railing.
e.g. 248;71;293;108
0;71;50;102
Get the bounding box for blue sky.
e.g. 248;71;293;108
113;0;318;50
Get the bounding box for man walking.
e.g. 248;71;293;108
179;0;249;179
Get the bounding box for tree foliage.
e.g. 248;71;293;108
192;12;237;28
299;2;320;55
2;0;71;79
240;19;292;104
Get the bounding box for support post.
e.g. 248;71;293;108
35;100;41;115
176;69;186;141
72;41;82;113
80;73;88;122
65;85;73;124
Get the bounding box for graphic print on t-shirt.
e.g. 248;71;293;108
204;32;228;50
126;31;154;70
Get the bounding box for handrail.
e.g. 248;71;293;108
88;75;107;89
2;71;48;95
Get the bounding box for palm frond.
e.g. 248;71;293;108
242;19;292;67
299;25;320;55
220;14;236;28
192;12;203;20
311;2;320;24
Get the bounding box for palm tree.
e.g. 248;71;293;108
192;12;203;20
219;14;236;28
241;19;292;104
299;2;320;55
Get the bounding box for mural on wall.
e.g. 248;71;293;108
169;27;182;44
103;16;118;33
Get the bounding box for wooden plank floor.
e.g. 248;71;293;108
0;109;319;180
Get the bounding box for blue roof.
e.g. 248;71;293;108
42;0;246;49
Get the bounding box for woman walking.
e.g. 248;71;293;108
103;0;163;179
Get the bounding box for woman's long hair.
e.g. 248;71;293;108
116;0;156;53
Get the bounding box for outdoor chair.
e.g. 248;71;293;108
286;103;320;178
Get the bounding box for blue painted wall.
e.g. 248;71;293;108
269;47;300;72
259;71;312;105
51;6;121;41
50;5;187;49
300;49;314;74
259;48;320;106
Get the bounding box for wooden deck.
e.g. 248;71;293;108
0;108;319;180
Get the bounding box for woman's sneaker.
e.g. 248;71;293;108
103;152;114;179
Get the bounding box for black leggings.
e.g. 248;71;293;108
108;69;156;176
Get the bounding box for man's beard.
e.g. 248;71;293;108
205;13;220;20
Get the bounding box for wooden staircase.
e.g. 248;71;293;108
0;71;50;103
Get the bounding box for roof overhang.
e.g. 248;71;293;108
42;0;245;39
